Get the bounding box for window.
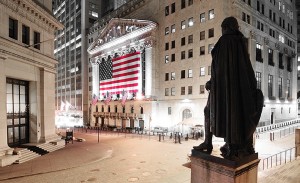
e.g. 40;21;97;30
208;66;211;75
268;75;273;97
171;72;175;80
248;0;251;5
188;49;193;58
278;77;282;98
200;67;205;76
165;73;169;81
208;28;214;38
181;0;186;9
181;87;185;95
242;12;246;22
188;69;192;78
171;40;175;49
208;44;214;54
9;18;18;40
22;25;30;45
168;107;172;115
188;35;193;44
165;55;169;63
165;88;169;96
200;85;205;94
257;0;260;12
171;87;175;96
181;51;186;60
171;53;175;62
200;31;205;40
269;28;275;38
171;3;175;13
188;17;194;27
181;20;186;29
287;57;292;72
247;15;251;24
279;53;284;69
208;9;214;20
188;86;192;95
200;46;205;55
256;43;262;62
165;27;169;35
200;13;205;22
188;0;193;6
287;79;290;98
165;6;169;16
268;49;274;66
262;4;265;14
181;37;186;46
33;31;40;50
256;72;261;89
257;21;264;31
181;70;186;79
171;24;175;33
165;42;169;50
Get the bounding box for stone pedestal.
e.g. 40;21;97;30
191;150;260;183
296;128;300;157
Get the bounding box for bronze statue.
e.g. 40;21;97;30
194;17;264;160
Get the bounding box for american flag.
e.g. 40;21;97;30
104;92;112;105
99;52;141;95
91;94;98;105
121;91;128;106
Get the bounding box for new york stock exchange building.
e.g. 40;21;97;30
87;18;206;133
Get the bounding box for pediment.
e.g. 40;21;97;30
88;18;157;55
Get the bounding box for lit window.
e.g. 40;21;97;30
181;20;186;29
188;69;193;78
165;55;169;63
208;9;215;20
171;87;175;96
200;67;205;76
188;17;194;27
165;27;169;35
200;13;205;22
171;72;175;80
171;24;175;33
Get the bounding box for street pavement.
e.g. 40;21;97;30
0;129;298;183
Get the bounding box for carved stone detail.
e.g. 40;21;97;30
275;42;280;50
264;37;269;45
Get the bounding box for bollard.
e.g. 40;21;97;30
159;134;161;142
178;133;181;144
174;133;177;143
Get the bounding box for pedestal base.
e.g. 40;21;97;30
191;150;260;183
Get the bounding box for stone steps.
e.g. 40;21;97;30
14;149;40;164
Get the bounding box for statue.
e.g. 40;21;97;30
193;17;264;160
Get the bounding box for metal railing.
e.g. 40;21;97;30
261;146;300;170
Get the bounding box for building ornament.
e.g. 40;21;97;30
275;42;280;50
284;47;288;54
250;30;257;40
2;0;63;32
263;37;269;45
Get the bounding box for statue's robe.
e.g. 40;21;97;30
209;30;263;145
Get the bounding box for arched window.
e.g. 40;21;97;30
182;109;192;121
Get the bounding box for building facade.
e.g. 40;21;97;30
0;0;63;165
53;0;104;126
88;0;298;132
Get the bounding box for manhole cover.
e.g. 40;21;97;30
127;177;139;182
87;177;97;182
156;169;167;174
142;172;151;176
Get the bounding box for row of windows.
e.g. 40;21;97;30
165;29;214;51
164;44;214;63
9;18;41;50
165;85;206;96
95;105;140;114
165;9;215;35
165;0;195;16
256;72;291;98
255;43;292;71
165;67;211;81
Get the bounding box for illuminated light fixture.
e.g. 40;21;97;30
182;99;190;103
136;93;144;100
69;67;79;73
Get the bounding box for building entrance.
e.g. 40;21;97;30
6;78;29;147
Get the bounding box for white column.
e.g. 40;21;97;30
92;62;100;98
145;47;153;98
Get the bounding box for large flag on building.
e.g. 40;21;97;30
99;52;141;95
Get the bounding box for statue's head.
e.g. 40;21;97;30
221;17;239;34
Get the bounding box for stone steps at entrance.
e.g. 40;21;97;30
14;149;41;164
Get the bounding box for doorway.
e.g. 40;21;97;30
6;78;29;147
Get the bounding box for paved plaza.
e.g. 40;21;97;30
0;129;299;183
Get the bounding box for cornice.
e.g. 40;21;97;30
0;0;63;32
0;37;57;73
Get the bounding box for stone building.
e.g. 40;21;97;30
87;0;298;132
0;0;63;166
